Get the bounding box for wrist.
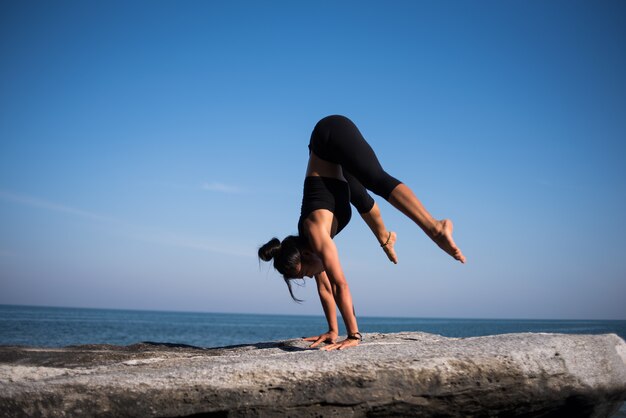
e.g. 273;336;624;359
347;331;363;341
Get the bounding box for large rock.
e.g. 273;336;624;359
1;332;625;417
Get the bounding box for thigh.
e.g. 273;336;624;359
327;117;399;197
342;169;375;214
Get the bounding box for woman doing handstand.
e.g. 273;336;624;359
258;115;465;350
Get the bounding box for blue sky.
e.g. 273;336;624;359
1;1;625;319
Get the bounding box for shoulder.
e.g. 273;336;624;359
300;210;335;241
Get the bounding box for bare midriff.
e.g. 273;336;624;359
305;152;346;181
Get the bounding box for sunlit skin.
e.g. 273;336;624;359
299;152;465;351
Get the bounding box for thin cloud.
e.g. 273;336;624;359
201;182;242;194
0;189;252;258
161;181;244;194
0;190;117;223
129;231;253;259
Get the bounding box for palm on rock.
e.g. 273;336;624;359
303;332;337;348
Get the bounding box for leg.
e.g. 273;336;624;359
388;184;465;263
313;115;465;263
343;169;398;264
312;116;401;199
360;203;398;264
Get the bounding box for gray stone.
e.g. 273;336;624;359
1;332;625;417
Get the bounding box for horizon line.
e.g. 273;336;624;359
1;303;624;322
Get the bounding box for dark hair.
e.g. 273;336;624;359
258;235;309;302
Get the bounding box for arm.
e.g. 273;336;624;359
359;202;398;264
305;219;360;350
303;271;339;348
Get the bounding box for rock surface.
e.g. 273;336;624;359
1;332;625;417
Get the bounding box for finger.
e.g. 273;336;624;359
338;340;358;350
309;337;324;348
327;343;342;351
302;336;318;341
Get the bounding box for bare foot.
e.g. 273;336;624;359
432;220;466;263
382;231;398;264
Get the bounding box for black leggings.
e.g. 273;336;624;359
309;115;402;213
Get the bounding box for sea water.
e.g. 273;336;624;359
1;305;625;416
1;304;625;348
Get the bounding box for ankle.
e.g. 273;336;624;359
380;231;392;247
428;220;444;238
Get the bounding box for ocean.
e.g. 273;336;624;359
1;305;625;417
1;304;625;348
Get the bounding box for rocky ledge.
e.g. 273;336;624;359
1;332;625;417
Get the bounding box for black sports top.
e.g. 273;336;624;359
298;176;351;237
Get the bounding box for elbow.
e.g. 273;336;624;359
333;280;350;294
317;285;333;300
336;280;349;290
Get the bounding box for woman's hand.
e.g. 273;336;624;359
319;337;360;351
303;331;338;348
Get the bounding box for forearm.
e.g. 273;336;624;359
317;284;339;333
332;282;359;335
